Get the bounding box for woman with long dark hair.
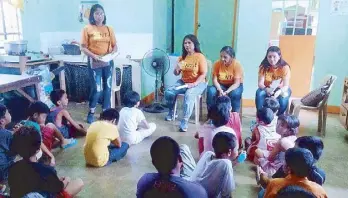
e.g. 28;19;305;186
206;46;244;112
81;4;118;123
164;34;208;132
256;46;291;115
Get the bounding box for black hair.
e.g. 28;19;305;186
260;46;289;68
150;136;180;175
285;148;314;177
207;105;218;121
263;98;280;113
181;34;202;60
213;132;237;158
0;104;7;118
211;97;231;127
11;126;41;160
278;115;300;136
89;4;106;25
50;89;66;106
257;107;274;125
27;101;50;118
276;185;316;198
100;108;119;123
123;91;141;108
295;136;324;162
220;46;235;58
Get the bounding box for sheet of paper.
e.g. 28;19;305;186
269;79;282;90
100;52;120;63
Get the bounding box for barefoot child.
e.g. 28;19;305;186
118;91;156;145
48;89;87;138
84;108;129;167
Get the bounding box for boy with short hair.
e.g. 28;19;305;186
118;91;156;145
21;101;76;166
247;108;281;164
48;89;86;138
0;104;15;182
84;108;129;167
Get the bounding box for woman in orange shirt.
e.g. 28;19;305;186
256;46;291;115
80;4;118;123
206;46;244;112
164;34;208;132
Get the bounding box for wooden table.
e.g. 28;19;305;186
0;59;66;102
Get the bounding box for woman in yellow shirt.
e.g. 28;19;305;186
164;34;207;132
256;46;291;115
80;4;118;123
206;46;244;112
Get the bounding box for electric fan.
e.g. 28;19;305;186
142;48;170;113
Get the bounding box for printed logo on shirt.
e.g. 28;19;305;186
266;139;278;151
153;180;178;192
220;72;233;80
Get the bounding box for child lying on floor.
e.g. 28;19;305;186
48;89;87;138
258;115;299;177
247;108;280;164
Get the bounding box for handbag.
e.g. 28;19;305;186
90;26;112;69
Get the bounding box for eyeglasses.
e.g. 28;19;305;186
94;12;104;16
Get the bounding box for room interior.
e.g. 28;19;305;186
0;0;348;197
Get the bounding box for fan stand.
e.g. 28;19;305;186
143;64;169;113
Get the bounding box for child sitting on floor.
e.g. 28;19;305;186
118;91;156;145
247;108;281;164
0;104;15;184
84;108;129;167
48;89;86;138
9;126;84;198
21;102;76;166
258;115;299;177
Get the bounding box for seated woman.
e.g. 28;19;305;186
206;46;244;112
256;46;291;115
164;34;208;132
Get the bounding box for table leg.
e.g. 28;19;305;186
16;88;35;102
34;83;41;101
59;60;66;91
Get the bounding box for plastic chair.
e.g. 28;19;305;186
111;59;129;108
173;60;212;125
289;74;337;136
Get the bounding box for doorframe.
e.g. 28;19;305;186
193;0;239;49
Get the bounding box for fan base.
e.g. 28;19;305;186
143;102;169;113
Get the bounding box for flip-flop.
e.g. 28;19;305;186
256;165;261;185
62;138;77;149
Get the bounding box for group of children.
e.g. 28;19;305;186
0;86;329;197
0;89;156;197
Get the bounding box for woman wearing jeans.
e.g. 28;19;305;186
164;34;207;132
206;46;244;112
80;4;118;123
256;46;291;115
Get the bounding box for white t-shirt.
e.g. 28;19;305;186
118;107;145;144
203;126;238;155
190;151;235;198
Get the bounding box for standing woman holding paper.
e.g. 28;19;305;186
164;34;207;132
256;46;291;115
80;4;118;123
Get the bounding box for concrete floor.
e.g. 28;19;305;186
53;102;348;198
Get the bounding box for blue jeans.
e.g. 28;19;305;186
255;88;292;115
206;84;243;112
88;60;114;110
258;188;265;198
164;79;207;120
107;142;129;165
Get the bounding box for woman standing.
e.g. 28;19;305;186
256;46;291;115
81;4;118;123
206;46;244;112
164;34;207;132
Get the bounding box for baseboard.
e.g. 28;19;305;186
141;92;155;105
242;99;255;107
327;105;340;114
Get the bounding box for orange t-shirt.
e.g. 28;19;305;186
212;59;243;85
264;175;328;198
258;65;290;87
178;53;207;83
81;24;117;56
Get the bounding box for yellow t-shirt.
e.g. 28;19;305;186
84;121;119;167
212;59;244;85
81;24;117;56
178;53;207;83
258;65;291;87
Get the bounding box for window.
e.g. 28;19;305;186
270;0;319;45
0;0;22;50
